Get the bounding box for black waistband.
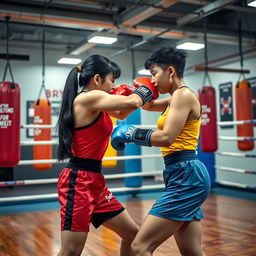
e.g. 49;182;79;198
66;157;102;173
164;150;198;166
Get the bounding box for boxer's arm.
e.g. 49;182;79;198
107;109;135;120
76;90;143;112
142;97;170;112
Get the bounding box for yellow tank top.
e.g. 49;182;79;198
157;105;201;156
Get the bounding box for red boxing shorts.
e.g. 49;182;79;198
58;159;124;232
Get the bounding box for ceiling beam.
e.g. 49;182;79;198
117;0;180;28
180;0;256;14
0;3;115;30
0;53;29;61
192;66;250;73
177;0;240;26
70;0;181;55
0;0;255;55
109;0;241;57
185;47;256;72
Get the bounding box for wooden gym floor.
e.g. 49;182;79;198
0;190;255;256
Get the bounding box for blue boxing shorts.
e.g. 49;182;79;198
149;150;211;221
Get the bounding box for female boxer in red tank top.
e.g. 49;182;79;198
56;54;156;256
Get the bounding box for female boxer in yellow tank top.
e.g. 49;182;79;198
111;46;211;255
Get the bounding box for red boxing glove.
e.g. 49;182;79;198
119;84;135;96
111;86;127;96
133;77;159;100
111;84;135;96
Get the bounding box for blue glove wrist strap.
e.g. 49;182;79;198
130;128;153;147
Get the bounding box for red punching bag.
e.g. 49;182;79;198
0;81;20;167
33;98;52;170
198;86;218;152
235;80;254;151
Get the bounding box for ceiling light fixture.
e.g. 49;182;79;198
247;0;256;7
57;58;82;65
138;69;151;75
88;32;118;44
176;42;205;51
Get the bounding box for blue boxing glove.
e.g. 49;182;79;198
111;125;154;151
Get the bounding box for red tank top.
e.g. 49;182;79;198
71;112;112;160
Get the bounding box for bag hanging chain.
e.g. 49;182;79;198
2;16;15;85
37;29;48;100
202;19;213;87
237;16;246;83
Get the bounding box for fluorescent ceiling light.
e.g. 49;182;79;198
138;69;151;75
88;32;118;45
247;0;256;7
57;58;82;65
176;42;205;51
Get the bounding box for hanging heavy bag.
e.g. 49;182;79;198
198;86;218;152
198;24;218;152
33;98;52;170
235;80;254;151
0;81;20;167
0;17;21;167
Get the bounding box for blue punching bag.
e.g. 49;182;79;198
197;141;216;188
123;109;142;188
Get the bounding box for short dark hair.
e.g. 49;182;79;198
144;46;188;78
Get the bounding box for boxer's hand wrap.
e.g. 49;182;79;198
132;85;153;105
133;77;159;100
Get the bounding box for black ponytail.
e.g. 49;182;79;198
57;54;121;161
57;67;78;160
